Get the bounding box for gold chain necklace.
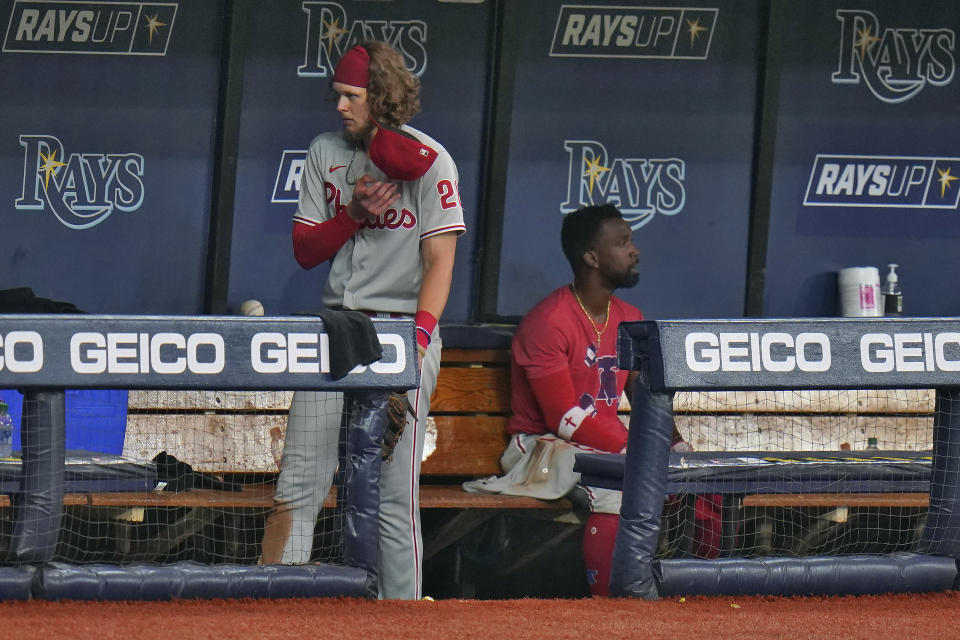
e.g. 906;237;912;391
571;284;611;345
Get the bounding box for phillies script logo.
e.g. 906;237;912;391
831;9;956;104
562;140;685;230
324;180;415;230
15;134;145;230
298;1;427;78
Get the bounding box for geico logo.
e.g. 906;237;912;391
70;332;225;375
14;8;133;44
251;333;405;375
0;331;44;373
860;332;960;373
685;332;832;373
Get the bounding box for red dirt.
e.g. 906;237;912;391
1;591;958;640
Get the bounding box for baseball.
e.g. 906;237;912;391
239;299;264;316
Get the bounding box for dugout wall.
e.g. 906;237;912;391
4;1;959;326
594;318;960;598
0;314;416;600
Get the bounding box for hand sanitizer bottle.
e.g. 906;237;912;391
883;264;902;316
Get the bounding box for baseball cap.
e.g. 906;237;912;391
368;118;438;181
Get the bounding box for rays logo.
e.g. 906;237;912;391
550;5;717;59
3;1;177;55
272;150;307;203
803;154;960;210
561;140;685;230
298;1;427;78
831;9;956;104
15;135;145;229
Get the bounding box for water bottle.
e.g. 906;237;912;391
0;401;13;458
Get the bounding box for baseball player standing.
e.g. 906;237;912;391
260;41;465;600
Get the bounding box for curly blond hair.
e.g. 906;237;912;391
361;41;421;127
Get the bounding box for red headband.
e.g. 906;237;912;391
333;45;369;87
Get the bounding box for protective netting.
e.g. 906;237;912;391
0;388;348;567
655;389;933;560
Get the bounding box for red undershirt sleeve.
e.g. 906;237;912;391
527;369;628;453
292;210;362;269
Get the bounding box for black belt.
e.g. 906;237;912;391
329;306;412;319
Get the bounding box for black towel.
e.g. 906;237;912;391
308;309;383;380
0;287;84;313
152;451;233;492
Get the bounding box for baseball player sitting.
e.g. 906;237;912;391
259;41;465;601
464;203;715;597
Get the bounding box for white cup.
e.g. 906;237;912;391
838;267;882;317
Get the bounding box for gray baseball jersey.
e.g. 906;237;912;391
293;127;466;314
279;125;463;599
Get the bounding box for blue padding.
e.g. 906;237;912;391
919;389;960;558
341;391;389;598
35;562;371;600
0;566;36;600
609;386;674;599
576;450;932;494
655;552;957;597
574;452;625;486
9;390;65;564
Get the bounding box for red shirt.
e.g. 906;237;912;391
508;286;643;439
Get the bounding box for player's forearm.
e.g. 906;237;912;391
291;211;361;269
527;370;628;453
417;261;453;320
417;233;456;320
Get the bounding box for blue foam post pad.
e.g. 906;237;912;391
35;562;372;600
655;552;957;597
0;567;37;600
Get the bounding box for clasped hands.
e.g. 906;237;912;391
347;175;401;223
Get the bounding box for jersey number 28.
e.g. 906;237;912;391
437;179;461;210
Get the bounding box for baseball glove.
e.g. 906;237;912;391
382;392;417;462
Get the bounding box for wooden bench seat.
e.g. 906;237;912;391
83;356;937;514
48;485;570;511
741;493;929;508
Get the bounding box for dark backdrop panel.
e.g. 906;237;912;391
227;0;490;320
495;0;759;320
0;0;222;313
763;0;960;317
